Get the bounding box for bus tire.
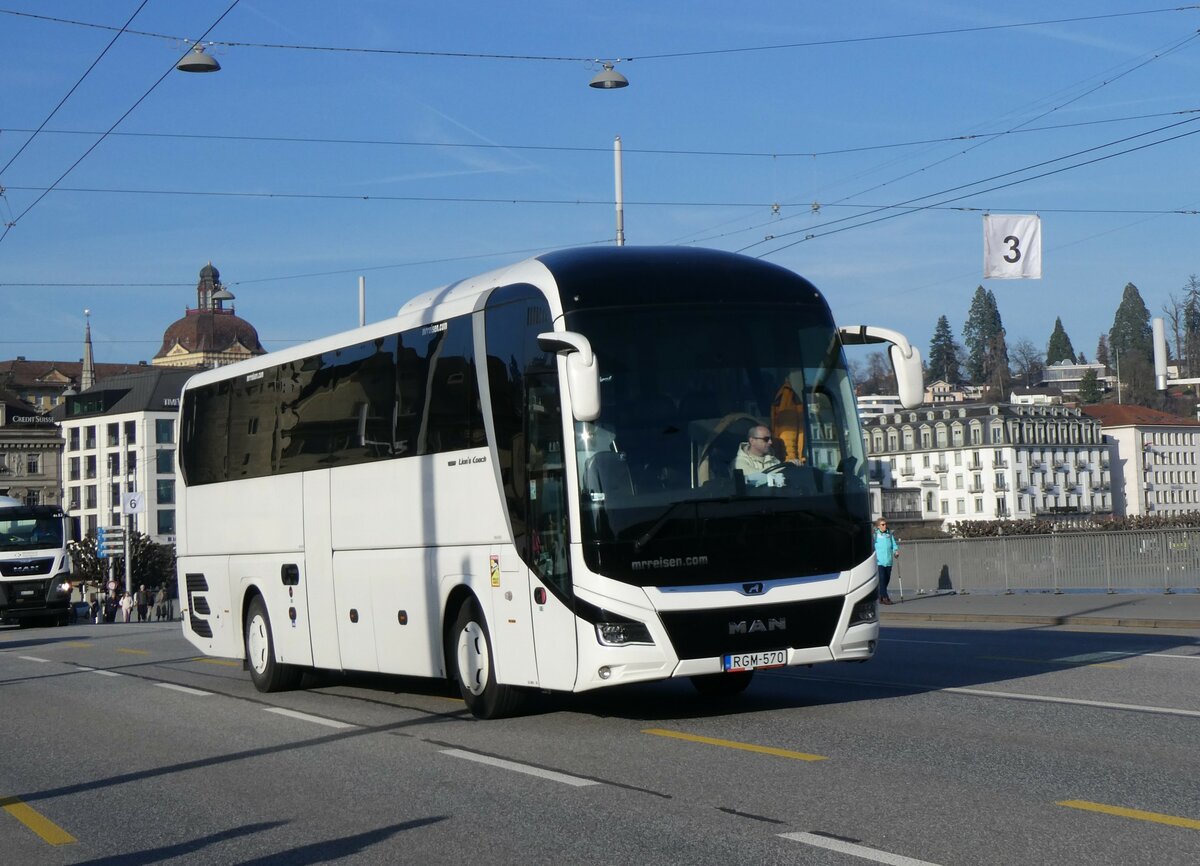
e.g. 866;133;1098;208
244;596;301;692
449;599;524;720
690;671;754;697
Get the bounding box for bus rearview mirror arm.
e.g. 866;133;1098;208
839;325;924;409
538;331;601;421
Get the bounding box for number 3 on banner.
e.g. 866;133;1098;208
984;214;1042;279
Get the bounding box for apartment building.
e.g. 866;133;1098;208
863;402;1113;525
1081;404;1200;517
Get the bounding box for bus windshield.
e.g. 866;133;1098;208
0;509;65;552
568;303;871;585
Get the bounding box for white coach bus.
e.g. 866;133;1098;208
176;246;922;718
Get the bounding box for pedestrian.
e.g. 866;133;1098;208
874;517;899;605
136;584;150;622
154;584;167;621
120;591;134;623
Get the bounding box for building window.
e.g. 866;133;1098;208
156;449;174;474
941;501;949;514
124;420;136;444
85;426;97;449
157;478;175;505
974;497;983;512
110;483;122;508
85;515;97;537
155;418;175;444
24;490;39;506
69;428;80;451
107;423;120;447
85;485;97;508
157;509;175;535
68;457;80;481
85;455;97;479
108;453;121;476
25;454;40;474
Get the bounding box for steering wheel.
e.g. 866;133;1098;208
763;461;788;473
696;412;763;467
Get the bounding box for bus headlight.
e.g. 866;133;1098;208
595;621;653;647
56;581;73;595
849;591;878;626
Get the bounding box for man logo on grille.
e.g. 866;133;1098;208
742;582;764;595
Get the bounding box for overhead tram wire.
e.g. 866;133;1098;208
0;0;152;179
717;27;1200;255
755;121;1200;260
0;0;243;247
4;5;1197;63
743;113;1200;255
6;106;1200;159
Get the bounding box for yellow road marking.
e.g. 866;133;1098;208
0;796;77;845
1058;799;1200;830
980;656;1125;669
116;648;150;655
643;728;827;761
65;642;91;648
191;657;241;667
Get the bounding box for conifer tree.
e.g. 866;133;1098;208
1046;317;1076;366
962;286;1004;383
927;315;961;383
1076;369;1102;404
1109;282;1153;363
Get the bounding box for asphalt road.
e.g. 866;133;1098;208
2;618;1198;865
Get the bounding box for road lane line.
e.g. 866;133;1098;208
155;683;212;696
440;749;598;786
0;796;77;846
643;728;827;761
73;665;122;677
780;831;941;865
191;657;241;667
1058;799;1200;830
263;707;356;729
117;648;150;655
18;656;51;663
945;687;1200;718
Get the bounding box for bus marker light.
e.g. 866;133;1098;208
397;610;408;625
598;666;612;680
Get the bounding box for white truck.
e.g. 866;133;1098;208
0;495;75;627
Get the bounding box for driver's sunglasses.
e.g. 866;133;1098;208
752;435;773;441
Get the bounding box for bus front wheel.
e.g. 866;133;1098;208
450;599;524;720
245;596;301;692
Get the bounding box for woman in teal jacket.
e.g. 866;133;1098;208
873;517;899;604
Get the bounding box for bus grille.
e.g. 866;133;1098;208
0;558;53;577
658;596;844;660
0;577;51;606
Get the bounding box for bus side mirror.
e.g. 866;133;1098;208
537;331;601;422
839;325;924;409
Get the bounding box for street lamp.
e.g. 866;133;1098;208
589;62;628;89
176;45;221;73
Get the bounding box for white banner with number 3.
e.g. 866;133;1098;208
983;213;1042;279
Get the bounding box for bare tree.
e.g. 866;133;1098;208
1009;337;1044;387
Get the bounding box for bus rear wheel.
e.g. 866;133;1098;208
690;671;754;697
450;599;525;720
244;596;301;692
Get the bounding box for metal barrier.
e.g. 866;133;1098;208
903;529;1200;595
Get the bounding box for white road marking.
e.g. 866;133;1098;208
18;656;50;663
263;707;356;729
74;665;121;677
1147;652;1200;660
780;831;943;865
440;748;599;787
155;682;212;696
945;687;1200;718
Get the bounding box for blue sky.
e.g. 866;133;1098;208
3;2;1200;370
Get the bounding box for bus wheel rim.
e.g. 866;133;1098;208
456;621;488;696
247;614;269;674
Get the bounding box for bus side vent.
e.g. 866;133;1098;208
185;573;213;638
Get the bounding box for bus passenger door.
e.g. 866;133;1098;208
525;373;578;690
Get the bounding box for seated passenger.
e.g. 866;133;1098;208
734;425;781;476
